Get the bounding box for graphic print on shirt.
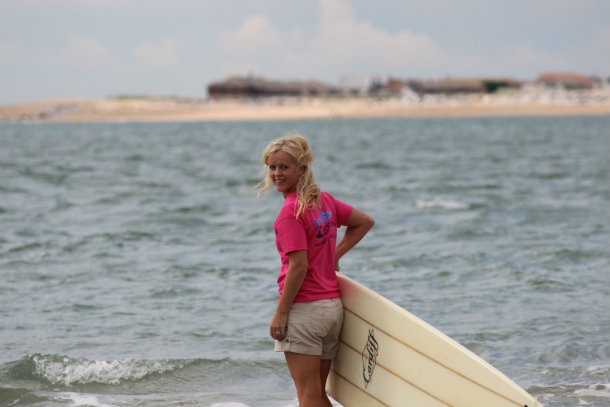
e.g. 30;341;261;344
316;222;330;238
312;210;337;246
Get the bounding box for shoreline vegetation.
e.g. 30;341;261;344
1;91;608;123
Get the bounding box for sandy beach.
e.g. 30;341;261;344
0;94;608;123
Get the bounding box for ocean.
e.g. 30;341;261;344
1;116;608;407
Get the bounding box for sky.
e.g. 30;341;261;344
1;0;608;104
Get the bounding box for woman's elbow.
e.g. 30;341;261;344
364;214;375;230
355;214;375;234
348;208;375;231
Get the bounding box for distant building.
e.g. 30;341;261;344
382;78;423;101
405;79;427;95
384;78;427;94
385;78;406;93
208;76;339;98
536;72;597;90
424;78;486;94
339;75;382;96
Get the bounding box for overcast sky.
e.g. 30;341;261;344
1;0;608;104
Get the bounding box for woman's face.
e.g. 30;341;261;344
267;150;303;197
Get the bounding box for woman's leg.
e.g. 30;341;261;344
320;359;333;405
285;352;332;407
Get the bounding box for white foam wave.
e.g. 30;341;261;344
574;383;610;402
57;392;117;407
414;198;470;210
586;365;610;375
32;354;186;386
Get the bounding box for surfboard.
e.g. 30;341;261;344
326;273;542;407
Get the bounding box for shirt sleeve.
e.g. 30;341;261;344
275;216;308;254
334;197;353;227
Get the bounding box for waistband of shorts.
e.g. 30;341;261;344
292;294;341;304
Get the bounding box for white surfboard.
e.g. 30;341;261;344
326;273;542;407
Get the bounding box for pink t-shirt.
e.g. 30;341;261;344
274;191;353;303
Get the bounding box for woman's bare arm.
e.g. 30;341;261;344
270;250;307;341
335;208;375;271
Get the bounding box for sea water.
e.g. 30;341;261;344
0;116;608;406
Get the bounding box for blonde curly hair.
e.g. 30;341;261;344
253;133;321;218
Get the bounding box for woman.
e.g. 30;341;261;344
254;134;374;407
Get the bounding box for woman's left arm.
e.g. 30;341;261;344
270;250;308;341
335;208;375;271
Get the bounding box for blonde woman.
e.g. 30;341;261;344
254;134;374;407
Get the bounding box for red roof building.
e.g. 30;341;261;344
536;72;597;89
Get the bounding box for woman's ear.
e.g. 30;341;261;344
299;165;307;175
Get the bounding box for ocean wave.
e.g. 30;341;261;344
56;392;118;407
11;354;194;386
531;382;610;406
1;355;287;406
414;198;471;210
574;383;610;401
4;354;284;387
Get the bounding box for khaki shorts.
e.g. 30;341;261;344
275;297;344;360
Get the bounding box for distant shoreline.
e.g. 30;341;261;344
1;96;608;123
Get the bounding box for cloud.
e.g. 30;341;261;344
216;0;446;80
217;13;308;79
219;14;282;56
135;37;183;71
309;0;444;73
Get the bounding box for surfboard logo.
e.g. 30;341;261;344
362;329;379;388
